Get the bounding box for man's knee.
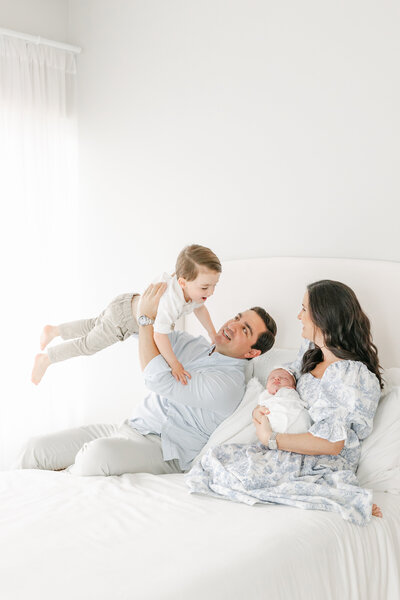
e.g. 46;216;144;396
71;437;116;476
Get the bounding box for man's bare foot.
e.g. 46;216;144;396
372;503;383;518
40;325;59;350
31;353;51;385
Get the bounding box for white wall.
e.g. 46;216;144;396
64;0;400;427
68;0;400;267
0;0;68;41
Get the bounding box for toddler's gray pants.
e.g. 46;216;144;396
47;293;139;363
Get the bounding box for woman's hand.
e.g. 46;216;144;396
254;414;273;445
139;282;167;320
252;405;270;424
252;405;273;445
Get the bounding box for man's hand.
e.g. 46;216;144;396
171;361;191;385
140;282;167;320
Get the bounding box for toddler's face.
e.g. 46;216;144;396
266;369;296;395
181;267;220;304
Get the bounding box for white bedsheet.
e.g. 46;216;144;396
1;469;399;600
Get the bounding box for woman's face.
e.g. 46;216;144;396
297;292;325;346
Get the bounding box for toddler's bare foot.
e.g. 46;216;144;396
40;325;59;350
372;503;383;518
31;353;51;385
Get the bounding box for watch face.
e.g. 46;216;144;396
138;315;153;326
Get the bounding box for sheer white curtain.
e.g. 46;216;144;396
0;35;80;468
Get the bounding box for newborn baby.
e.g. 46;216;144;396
196;367;312;457
256;368;312;435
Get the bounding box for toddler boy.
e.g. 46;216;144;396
31;244;221;385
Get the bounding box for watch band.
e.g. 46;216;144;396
268;432;278;450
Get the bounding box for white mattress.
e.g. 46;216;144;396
1;469;399;600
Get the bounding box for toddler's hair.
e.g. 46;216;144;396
176;245;222;281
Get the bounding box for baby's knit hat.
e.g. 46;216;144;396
270;365;295;378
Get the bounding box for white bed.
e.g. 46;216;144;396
1;257;399;600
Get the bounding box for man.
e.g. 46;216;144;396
17;284;277;475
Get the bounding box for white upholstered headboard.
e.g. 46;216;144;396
184;257;400;369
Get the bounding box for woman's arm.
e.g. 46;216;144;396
193;305;217;343
275;431;344;455
253;407;344;456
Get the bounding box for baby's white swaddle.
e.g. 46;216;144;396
257;387;312;434
197;378;312;460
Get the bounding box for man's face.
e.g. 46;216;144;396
214;310;267;359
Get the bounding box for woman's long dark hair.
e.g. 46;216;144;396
302;280;383;388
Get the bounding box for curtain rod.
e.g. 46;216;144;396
0;27;81;54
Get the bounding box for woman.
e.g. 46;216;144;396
185;280;383;525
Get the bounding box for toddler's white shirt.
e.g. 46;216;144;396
258;387;312;434
139;273;204;334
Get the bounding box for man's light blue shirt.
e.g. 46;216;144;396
129;330;247;470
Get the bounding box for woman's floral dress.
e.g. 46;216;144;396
185;342;381;525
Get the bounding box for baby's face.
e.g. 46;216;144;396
182;267;220;304
266;369;296;395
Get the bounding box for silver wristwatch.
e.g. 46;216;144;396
268;432;278;450
137;315;155;326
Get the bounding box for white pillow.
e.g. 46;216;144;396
357;368;400;494
249;347;298;386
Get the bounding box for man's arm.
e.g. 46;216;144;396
139;283;245;411
138;283;166;371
